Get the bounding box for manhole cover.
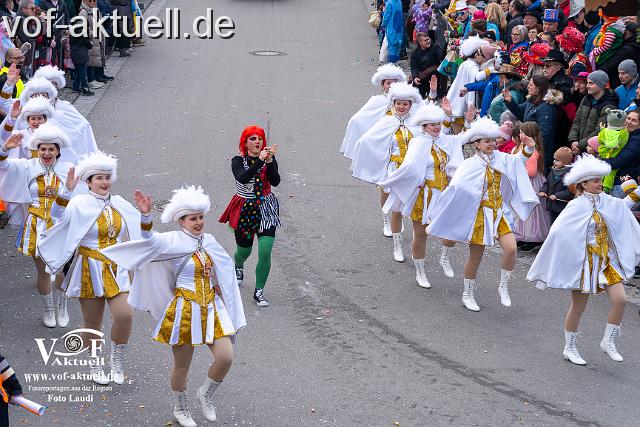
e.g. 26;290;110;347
249;50;287;57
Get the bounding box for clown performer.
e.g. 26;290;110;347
37;151;141;385
351;82;423;260
340;63;407;160
527;155;640;365
102;186;246;427
0;124;73;328
378;101;477;287
219;126;281;307
427;117;539;311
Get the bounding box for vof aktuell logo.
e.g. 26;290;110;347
35;328;105;366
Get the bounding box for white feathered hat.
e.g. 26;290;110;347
563;154;611;186
19;77;58;104
19;96;54;122
371;63;407;87
27;122;70;151
75;151;118;182
465;117;501;142
460;35;488;58
33;65;66;89
388;82;423;107
161;185;211;223
410;103;447;126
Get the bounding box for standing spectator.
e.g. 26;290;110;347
625;84;640;113
453;1;473;39
109;0;133;57
600;110;640;198
380;0;403;63
487;64;525;123
541;8;559;33
512;121;551;251
506;0;525;45
615;60;639;111
583;10;601;56
0;48;25;100
411;1;432;34
409;31;442;98
499;0;509;15
589;14;625;70
539;146;574;223
523;9;542;30
566;70;588;122
69;8;93;95
485;3;507;42
600;22;640;90
0;0;14;19
569;70;619;154
503;75;559;172
38;0;71;24
78;0;104;90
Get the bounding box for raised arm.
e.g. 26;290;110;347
134;189;154;238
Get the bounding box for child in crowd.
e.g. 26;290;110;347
539;146;574;223
496;121;516;153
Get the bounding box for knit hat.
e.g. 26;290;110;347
479;44;499;60
473;10;487;20
605;108;627;131
587;136;599;154
572;71;589;81
618;59;638;78
587;70;609;90
498;121;513;139
553;146;573;165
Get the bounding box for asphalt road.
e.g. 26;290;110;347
2;0;640;426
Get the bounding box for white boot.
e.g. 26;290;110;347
462;278;480;312
413;258;431;288
392;233;404;262
197;377;221;421
497;269;512;307
439;246;454;278
173;391;197;427
563;331;587;365
110;342;126;384
600;323;623;362
88;355;110;385
56;289;69;328
41;293;56;328
382;212;392;237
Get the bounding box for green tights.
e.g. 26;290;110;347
234;236;274;290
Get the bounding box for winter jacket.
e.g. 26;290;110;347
506;90;562;173
109;0;134;34
549;71;573;104
615;77;639;110
69;13;92;65
601;129;640;186
487;84;525;123
78;4;103;68
39;0;71;25
540;167;573;214
569;90;619;152
465;73;500;117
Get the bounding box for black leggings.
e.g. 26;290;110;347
234;226;276;248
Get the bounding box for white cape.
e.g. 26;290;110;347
426;152;539;243
37;194;141;273
378;132;466;217
351;113;421;185
16;100;98;160
101;231;247;337
340;94;388;159
527;194;640;289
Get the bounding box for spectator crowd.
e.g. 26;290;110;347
373;0;640;255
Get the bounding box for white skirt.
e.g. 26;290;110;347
64;251;132;298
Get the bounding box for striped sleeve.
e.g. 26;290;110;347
0;353;22;397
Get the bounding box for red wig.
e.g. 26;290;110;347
238;125;267;156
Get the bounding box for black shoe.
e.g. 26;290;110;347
235;267;243;287
519;242;539;252
634;266;640;279
95;77;108;83
81;89;95;96
101;75;114;81
119;49;131;57
253;289;269;307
